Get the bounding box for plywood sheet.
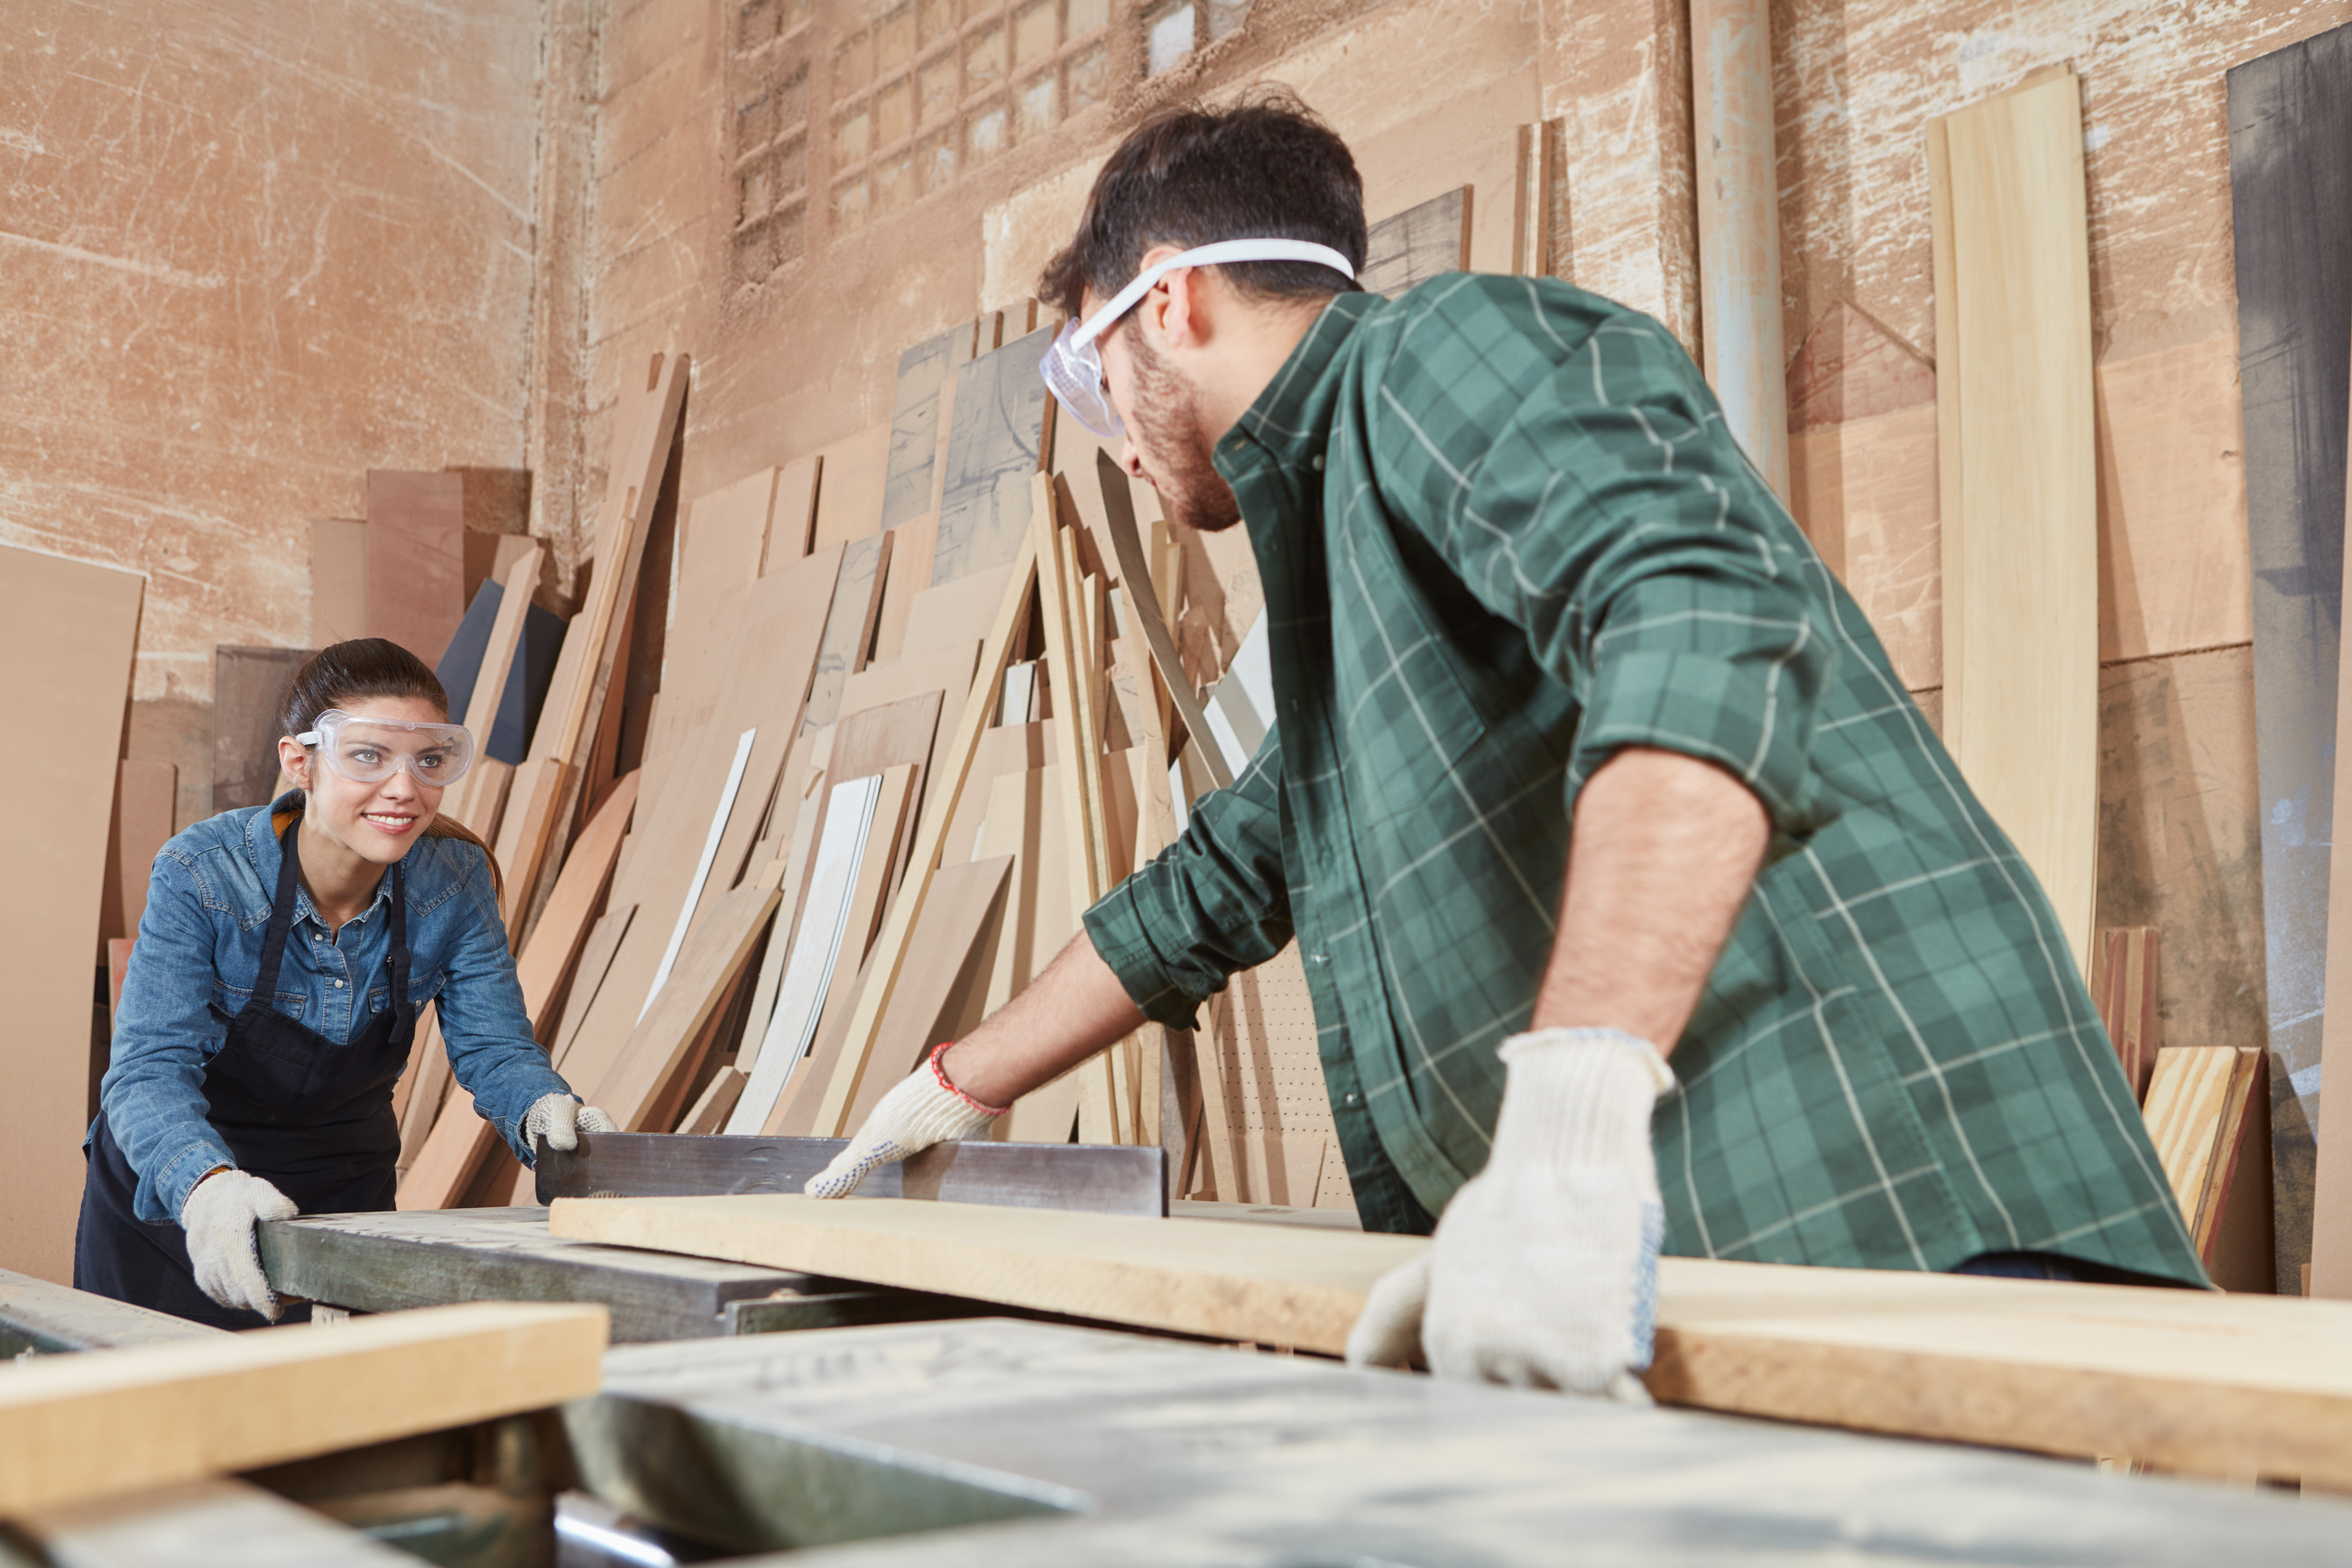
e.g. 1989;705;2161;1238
0;548;143;1281
800;533;891;734
309;519;369;648
2226;26;2352;1291
211;647;313;813
364;470;466;665
593;882;782;1132
1785;403;1941;691
883;327;974;530
810;422;890;552
549;1194;2352;1486
870;512;938;665
0;1302;606;1516
102;758;177;953
835;854;1011;1131
1360;186;1471;299
931;327;1055;585
1930;73;2098;973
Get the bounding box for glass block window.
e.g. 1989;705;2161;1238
830;0;1121;239
1144;0;1249;76
731;0;817;281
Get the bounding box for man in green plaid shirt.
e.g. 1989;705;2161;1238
813;97;2206;1396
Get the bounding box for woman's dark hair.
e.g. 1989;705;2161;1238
1038;89;1367;319
279;639;501;895
279;638;447;738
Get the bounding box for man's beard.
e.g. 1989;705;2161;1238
1126;331;1243;533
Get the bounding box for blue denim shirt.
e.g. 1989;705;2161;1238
97;796;575;1224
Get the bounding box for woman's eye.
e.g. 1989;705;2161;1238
349;748;382;766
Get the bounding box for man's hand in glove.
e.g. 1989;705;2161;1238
807;1043;1006;1197
1346;1027;1675;1399
180;1168;299;1321
524;1093;620;1156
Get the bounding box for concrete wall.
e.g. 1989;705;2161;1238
2;0;551;827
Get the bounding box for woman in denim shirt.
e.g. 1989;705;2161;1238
76;640;617;1327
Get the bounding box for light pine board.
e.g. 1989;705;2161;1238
1928;73;2098;974
0;547;143;1281
549;1195;2352;1486
0;1303;606;1517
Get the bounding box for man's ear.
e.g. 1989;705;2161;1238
1154;264;1208;352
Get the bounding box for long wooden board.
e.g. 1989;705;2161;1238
0;1302;606;1517
0;548;144;1281
1929;74;2098;973
549;1194;2352;1487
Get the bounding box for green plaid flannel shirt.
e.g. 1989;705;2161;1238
1085;277;2205;1284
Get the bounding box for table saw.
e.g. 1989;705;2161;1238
5;1198;2349;1566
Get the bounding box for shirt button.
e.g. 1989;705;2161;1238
1311;453;1324;471
1344;1091;1361;1107
336;980;346;989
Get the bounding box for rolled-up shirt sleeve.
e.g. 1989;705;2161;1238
1376;300;1837;833
1084;725;1294;1030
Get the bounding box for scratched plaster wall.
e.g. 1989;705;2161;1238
0;0;550;826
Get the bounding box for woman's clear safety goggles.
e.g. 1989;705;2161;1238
1038;238;1358;438
293;709;476;789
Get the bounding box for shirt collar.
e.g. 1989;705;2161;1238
253;792;395;934
1213;291;1380;478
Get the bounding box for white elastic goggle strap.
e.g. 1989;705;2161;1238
1067;238;1358;352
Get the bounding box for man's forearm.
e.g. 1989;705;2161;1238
1531;746;1771;1054
937;932;1144;1106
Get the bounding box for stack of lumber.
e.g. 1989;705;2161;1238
376;321;1346;1209
550;1192;2352;1490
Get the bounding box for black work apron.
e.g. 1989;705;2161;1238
73;816;417;1328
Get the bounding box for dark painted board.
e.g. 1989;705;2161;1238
930;327;1056;586
1360;186;1471;300
212;646;316;812
882;326;974;530
2227;21;2352;1292
436;580;567;765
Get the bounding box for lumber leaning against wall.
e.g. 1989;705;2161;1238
2227;22;2352;1298
1927;70;2098;975
0;548;145;1284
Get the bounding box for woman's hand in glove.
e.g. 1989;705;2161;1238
180;1168;299;1322
523;1093;620;1156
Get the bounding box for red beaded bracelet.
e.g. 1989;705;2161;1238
929;1040;1010;1117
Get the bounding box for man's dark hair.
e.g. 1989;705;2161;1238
1039;90;1366;319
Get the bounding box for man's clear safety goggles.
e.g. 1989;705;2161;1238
1038;238;1358;438
294;709;476;789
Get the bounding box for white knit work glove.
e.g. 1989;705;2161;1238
807;1043;1004;1198
180;1169;299;1322
524;1093;620;1156
1346;1027;1674;1399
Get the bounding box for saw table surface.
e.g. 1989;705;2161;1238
573;1316;2352;1564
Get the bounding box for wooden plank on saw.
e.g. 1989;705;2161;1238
813;526;1041;1139
0;1301;606;1517
800;532;893;734
594;881;784;1132
398;773;641;1210
840;855;1014;1130
762;454;823;573
931;327;1056;586
1360;187;1471;300
1928;73;2098;973
212;647;313;813
0;548;143;1282
364;469;466;665
2228;23;2352;1298
883;326;976;531
549;1194;2352;1486
810;422;890;552
2091;927;2161;1103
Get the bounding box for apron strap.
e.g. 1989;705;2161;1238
385;854;416;1049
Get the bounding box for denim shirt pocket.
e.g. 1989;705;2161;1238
213;981;308;1028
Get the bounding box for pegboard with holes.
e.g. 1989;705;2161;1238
1203;942;1355;1212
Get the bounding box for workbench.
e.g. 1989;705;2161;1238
10;1216;2352;1565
